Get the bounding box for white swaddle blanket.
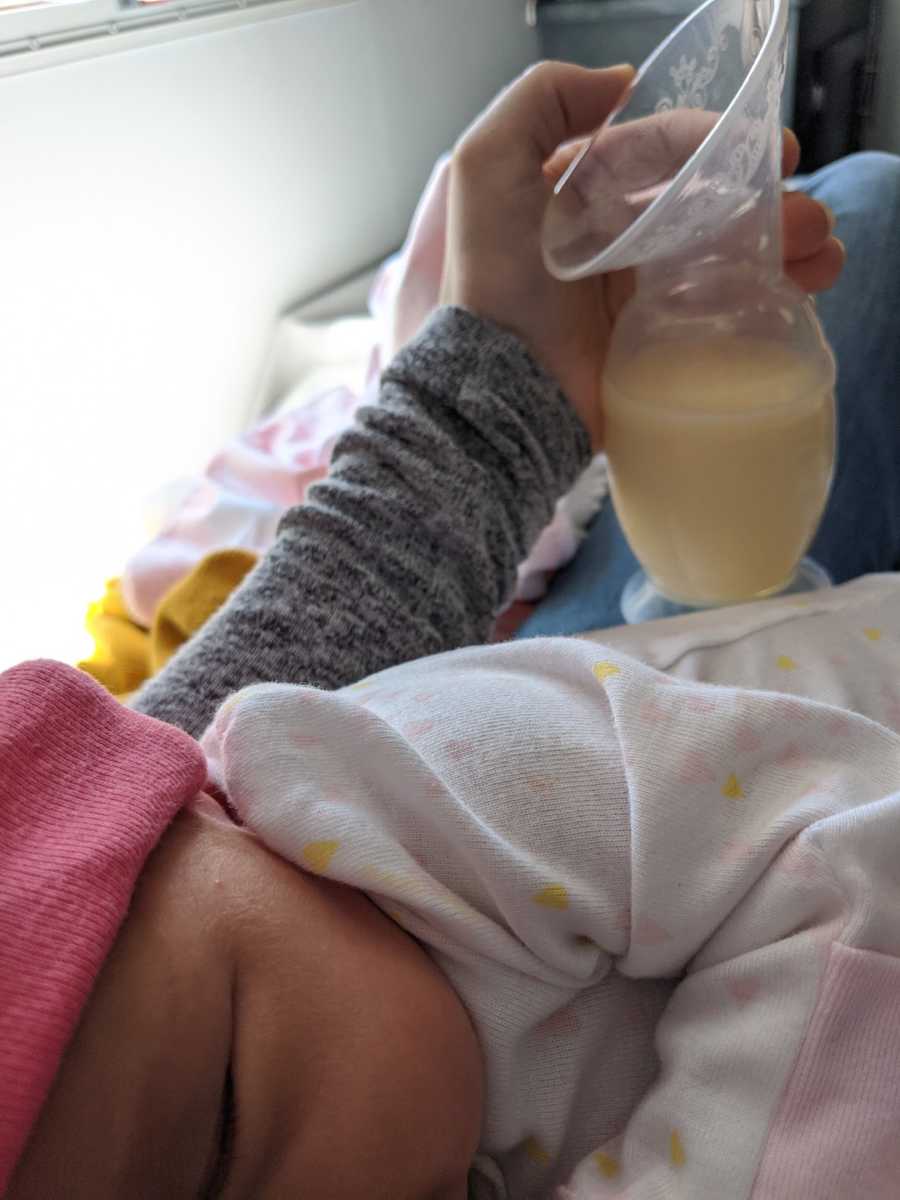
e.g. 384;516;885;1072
203;575;900;1199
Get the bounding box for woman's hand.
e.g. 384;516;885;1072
441;62;845;449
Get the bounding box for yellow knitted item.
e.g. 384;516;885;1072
79;579;151;697
150;549;257;672
79;549;257;697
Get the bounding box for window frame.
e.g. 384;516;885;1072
0;0;352;76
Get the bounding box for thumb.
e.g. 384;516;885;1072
493;62;637;165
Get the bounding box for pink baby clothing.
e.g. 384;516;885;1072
0;661;206;1193
203;574;900;1199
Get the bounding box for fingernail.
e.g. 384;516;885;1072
834;237;846;256
823;204;837;232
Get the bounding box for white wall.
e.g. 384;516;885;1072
0;0;537;667
870;0;900;153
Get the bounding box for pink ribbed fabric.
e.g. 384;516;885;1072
752;943;900;1198
0;660;206;1194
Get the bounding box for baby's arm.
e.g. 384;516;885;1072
131;308;590;737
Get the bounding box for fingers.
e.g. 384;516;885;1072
536;92;840;294
783;190;835;260
785;236;846;294
782;190;845;292
551;122;801;186
782;128;801;179
528;61;637;158
466;62;637;169
547;136;843;291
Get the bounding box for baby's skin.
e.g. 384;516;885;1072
10;803;483;1199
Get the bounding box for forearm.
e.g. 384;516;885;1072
131;307;591;737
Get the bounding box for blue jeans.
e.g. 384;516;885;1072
517;152;900;639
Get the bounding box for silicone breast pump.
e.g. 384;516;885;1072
543;0;836;623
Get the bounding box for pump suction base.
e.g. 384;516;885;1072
620;558;833;624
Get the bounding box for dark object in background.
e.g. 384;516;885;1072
793;0;881;171
531;0;804;122
531;0;882;169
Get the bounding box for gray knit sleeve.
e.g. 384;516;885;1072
131;307;591;737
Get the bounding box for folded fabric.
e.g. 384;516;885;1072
80;549;258;697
